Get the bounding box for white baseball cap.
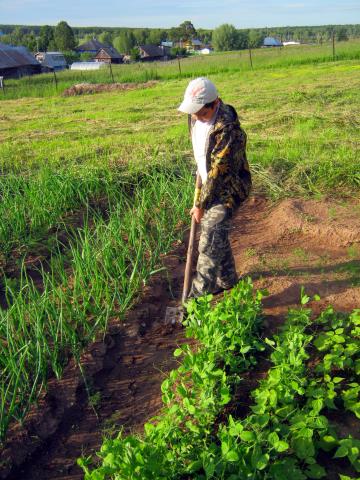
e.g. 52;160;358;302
178;77;218;114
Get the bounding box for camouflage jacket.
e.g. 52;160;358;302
190;100;251;210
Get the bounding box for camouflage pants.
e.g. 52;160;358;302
189;203;238;298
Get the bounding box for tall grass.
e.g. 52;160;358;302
1;39;360;101
0;166;120;258
0;163;193;440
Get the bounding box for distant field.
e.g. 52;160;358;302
1;39;360;100
0;41;359;443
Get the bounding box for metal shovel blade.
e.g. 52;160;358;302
164;306;184;325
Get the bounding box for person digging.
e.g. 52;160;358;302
178;77;252;300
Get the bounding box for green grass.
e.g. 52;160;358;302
1;52;359;201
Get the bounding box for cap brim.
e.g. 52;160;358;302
178;99;204;114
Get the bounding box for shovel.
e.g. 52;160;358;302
164;174;201;325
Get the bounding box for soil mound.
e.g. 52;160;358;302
2;195;360;480
62;81;158;97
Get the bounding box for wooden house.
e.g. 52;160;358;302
0;43;41;78
95;46;123;64
138;44;169;61
183;39;204;52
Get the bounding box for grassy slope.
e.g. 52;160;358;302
1;59;359;197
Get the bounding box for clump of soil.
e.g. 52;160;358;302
62;81;158;97
2;195;360;480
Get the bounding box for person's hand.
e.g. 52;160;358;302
190;206;204;223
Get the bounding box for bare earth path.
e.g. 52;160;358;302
2;195;360;480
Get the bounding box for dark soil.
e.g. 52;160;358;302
1;195;360;480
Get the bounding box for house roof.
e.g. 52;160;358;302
191;39;203;46
139;44;165;57
76;38;108;52
95;46;123;59
36;51;67;68
0;43;40;69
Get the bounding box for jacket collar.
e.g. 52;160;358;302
188;99;239;134
212;99;239;133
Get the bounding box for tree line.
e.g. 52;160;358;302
0;21;359;55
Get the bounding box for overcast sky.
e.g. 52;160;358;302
1;0;359;29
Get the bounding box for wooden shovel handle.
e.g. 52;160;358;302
181;174;201;304
182;213;197;304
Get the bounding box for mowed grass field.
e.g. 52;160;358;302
0;43;359;442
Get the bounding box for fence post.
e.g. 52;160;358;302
0;76;4;95
177;56;182;75
332;31;336;60
248;48;253;69
109;63;115;83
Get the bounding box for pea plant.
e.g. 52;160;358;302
79;289;360;480
78;279;265;479
210;302;360;479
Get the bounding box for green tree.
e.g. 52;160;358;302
130;47;140;61
38;25;54;51
0;34;12;46
316;31;325;44
212;24;239;51
248;30;263;48
198;30;212;44
62;51;80;64
336;27;349;41
113;31;135;54
80;52;94;61
54;21;76;51
99;31;113;45
170;46;187;57
78;33;93;45
178;20;197;41
147;29;166;45
22;31;37;52
134;29;149;45
168;27;182;42
238;30;249;49
11;26;25;45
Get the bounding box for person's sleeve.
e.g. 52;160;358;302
197;125;243;209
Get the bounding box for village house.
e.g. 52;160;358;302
0;43;41;78
138;44;170;61
184;38;204;52
75;37;108;55
95;46;123;64
35;51;67;71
